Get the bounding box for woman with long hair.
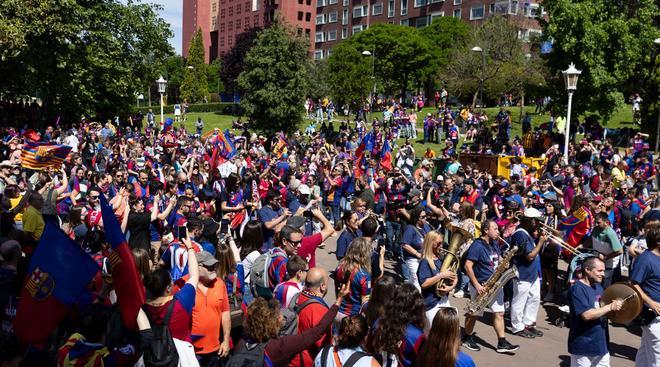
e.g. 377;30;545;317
362;274;396;327
418;230;457;326
415;308;476;367
314;314;381;367
370;283;427;367
240;220;264;306
335;237;372;322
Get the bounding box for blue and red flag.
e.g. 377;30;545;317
99;194;146;330
559;206;593;255
355;130;375;160
380;140;393;171
14;223;100;346
163;118;174;132
20;141;72;170
219;129;237;159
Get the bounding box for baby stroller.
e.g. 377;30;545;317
553;252;598;327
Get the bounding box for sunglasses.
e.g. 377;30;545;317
286;238;302;246
202;264;217;271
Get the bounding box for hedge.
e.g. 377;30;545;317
134;102;240;115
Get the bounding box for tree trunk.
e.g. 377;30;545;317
471;88;479;109
519;91;525;124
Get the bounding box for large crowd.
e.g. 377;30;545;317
0;96;658;367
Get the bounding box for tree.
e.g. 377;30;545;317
180;29;209;103
306;60;332;100
221;27;261;97
159;55;185;104
541;0;658;124
238;23;309;133
207;59;223;97
441;15;529;107
0;0;172;122
326;42;371;108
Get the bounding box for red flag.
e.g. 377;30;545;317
99;194;145;329
381;140;393;171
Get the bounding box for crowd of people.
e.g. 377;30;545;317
0;96;658;367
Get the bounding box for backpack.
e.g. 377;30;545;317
250;249;286;299
319;345;369;367
617;205;638;237
225;342;267;367
142;302;179;367
278;292;325;336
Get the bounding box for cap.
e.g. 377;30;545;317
196;251;219;267
286;216;307;230
421;159;430;167
0;160;15;168
499;180;510;188
408;188;422;198
436;175;444;181
298;184;311;196
523;207;543;218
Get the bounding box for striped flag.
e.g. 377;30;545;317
21;142;72;170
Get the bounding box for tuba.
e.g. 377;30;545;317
436;223;473;297
600;282;644;324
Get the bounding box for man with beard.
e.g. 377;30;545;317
259;189;292;251
175;251;231;366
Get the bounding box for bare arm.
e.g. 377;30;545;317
525;235;547;262
182;238;199;289
157;197;177;220
312;208;335;241
581;299;623;321
120;201;130;233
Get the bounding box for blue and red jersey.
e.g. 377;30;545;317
398;324;426;367
335;265;371;316
267;247;288;290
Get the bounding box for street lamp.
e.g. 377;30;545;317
561;63;582;165
362;50;376;123
136;93;144;108
654;38;660;154
156;76;167;129
471;46;486;111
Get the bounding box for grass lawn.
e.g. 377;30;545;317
158;104;636;157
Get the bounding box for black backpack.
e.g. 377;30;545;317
142;302;179;367
319;345;369;367
225;341;267;367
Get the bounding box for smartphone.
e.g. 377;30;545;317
177;226;188;239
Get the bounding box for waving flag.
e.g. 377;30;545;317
559;206;593;255
355;130;375;160
274;135;287;158
100;194;145;330
163;118;174;132
14;223;100;346
381;140;393;171
21;142;72;170
219;129;237;159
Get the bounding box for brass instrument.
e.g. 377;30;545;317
539;225;582;256
465;240;519;315
600;282;644;324
436;223;473;297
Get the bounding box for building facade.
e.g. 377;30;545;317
182;0;544;61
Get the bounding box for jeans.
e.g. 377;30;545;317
385;221;402;254
330;204;341;225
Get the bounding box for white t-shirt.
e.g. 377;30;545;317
241;250;261;285
314;347;379;367
64;135;80;152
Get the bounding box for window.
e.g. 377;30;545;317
328;0;338;4
315;31;325;43
212;2;217;12
400;0;407;15
317;0;325;6
453;8;460;17
306;12;311;21
388;0;395;17
221;8;226;17
489;3;495;13
314;50;323;60
299;0;303;3
342;27;348;39
372;3;383;15
328;11;338;22
470;4;484;19
400;18;409;25
298;11;304;20
228;6;233;16
343;0;349;5
429;12;444;23
525;4;540;17
430;0;442;3
453;0;461;4
237;4;241;14
342;9;349;24
212;18;217;28
236;19;241;29
414;0;426;8
245;2;250;11
415;17;427;27
493;1;508;13
509;0;519;14
353;5;368;17
307;0;312;5
328;29;337;40
316;14;325;24
326;49;332;57
352;25;363;34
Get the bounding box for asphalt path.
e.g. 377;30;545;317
313;233;640;367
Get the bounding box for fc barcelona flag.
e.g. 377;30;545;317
99;194;145;330
559;206;593;255
14;223;100;346
21;142;72;170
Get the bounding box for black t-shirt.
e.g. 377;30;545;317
127;212;151;250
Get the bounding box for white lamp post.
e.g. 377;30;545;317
136;93;144;108
362;50;375;123
654;38;660;154
156;76;167;129
561;63;582;165
471;46;485;111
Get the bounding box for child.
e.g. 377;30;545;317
272;255;308;309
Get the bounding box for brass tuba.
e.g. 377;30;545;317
436;223;473;297
600;282;644;324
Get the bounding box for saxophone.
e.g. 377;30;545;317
465;244;519;315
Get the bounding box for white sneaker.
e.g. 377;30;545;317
453;290;465;298
558;305;570;313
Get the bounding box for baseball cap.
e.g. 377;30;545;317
196;251;219;267
523;207;543;218
0;160;15;168
298;184;311;196
408;188;422;198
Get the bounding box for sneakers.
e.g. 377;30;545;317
558;304;570;313
453;290;465;298
526;326;544;337
496;340;520;354
461;334;481;351
514;329;536;339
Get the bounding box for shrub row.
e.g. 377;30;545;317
134;102;239;115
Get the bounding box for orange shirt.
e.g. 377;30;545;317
175;276;230;354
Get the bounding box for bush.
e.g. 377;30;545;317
134;102;239;115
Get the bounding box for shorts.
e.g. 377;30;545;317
468;284;505;316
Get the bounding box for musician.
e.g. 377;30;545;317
590;212;623;288
630;226;660;366
510;208;546;339
462;219;520;353
567;257;623;367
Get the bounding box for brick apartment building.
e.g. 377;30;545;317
182;0;544;62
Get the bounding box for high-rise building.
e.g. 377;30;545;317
182;0;544;62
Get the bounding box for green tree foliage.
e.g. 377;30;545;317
421;17;471;90
326;42;372;107
0;0;172;121
207;59;224;96
307;60;332;100
541;0;659;124
180;29;209;103
238;23;309;133
221;27;261;96
346;24;433;97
